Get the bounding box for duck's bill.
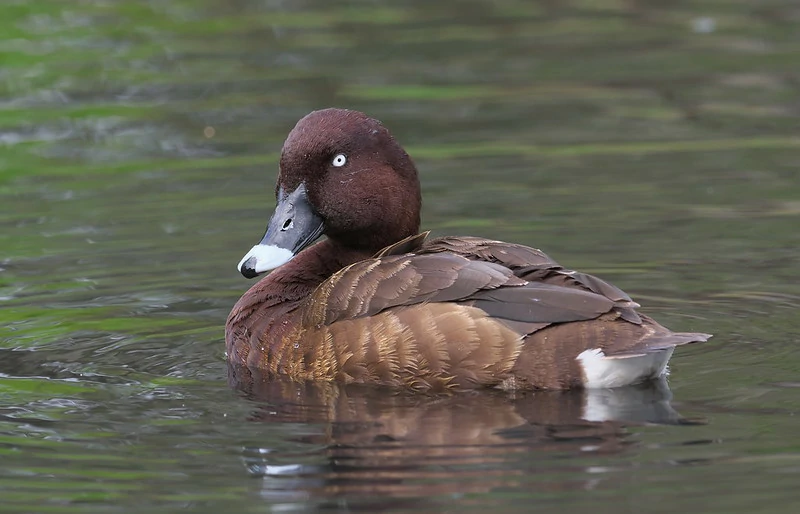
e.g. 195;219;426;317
237;183;324;278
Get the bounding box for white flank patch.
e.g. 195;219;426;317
237;244;294;274
576;347;674;390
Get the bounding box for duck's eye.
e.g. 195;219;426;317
331;154;347;167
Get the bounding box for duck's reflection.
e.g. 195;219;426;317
230;365;699;509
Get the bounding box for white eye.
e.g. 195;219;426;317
331;154;347;167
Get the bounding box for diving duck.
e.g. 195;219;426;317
225;108;711;391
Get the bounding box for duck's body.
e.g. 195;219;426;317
226;108;710;391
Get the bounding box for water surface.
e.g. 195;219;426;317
2;1;799;512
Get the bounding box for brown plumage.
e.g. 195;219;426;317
226;108;711;391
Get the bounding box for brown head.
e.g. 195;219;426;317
237;108;422;278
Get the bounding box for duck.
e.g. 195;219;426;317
225;108;711;391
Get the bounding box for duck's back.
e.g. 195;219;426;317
227;233;710;390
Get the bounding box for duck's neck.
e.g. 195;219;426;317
254;239;373;302
226;238;372;363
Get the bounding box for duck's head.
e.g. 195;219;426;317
237;108;422;278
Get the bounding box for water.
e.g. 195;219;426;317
2;0;799;512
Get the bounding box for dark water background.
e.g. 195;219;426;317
2;1;799;512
